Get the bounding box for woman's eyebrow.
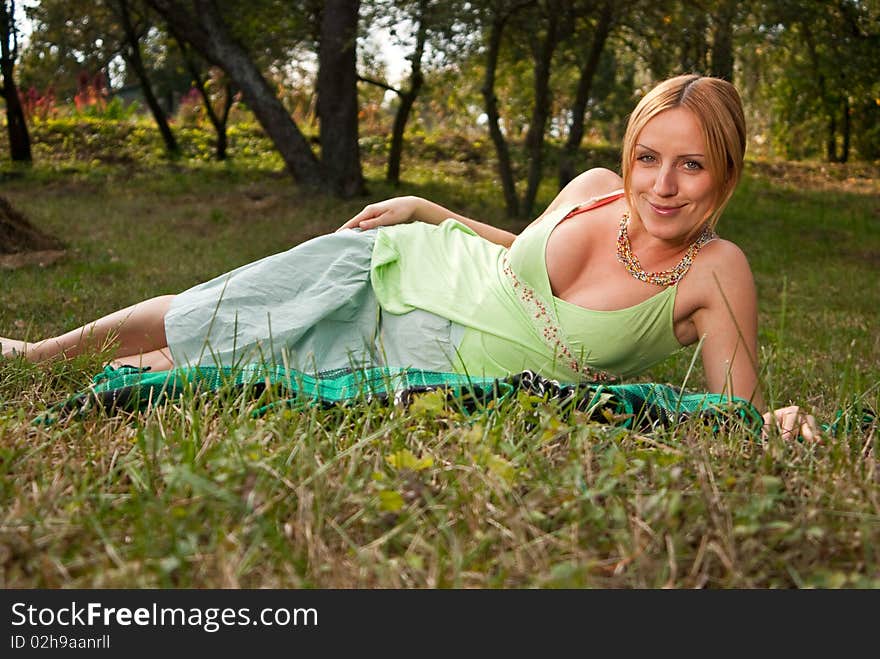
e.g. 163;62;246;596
636;143;705;157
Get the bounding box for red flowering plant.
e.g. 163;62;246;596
73;71;109;116
20;85;58;122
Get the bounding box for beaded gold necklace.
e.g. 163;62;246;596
616;211;716;287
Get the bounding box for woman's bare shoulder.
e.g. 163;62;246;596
540;168;623;219
679;238;757;335
699;238;750;268
563;168;623;202
688;238;755;292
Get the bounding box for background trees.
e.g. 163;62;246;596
1;0;877;207
358;0;467;186
747;0;880;162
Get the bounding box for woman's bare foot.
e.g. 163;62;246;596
1;337;30;359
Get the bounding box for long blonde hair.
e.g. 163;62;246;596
621;74;746;231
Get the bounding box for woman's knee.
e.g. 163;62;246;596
153;294;176;306
146;295;176;318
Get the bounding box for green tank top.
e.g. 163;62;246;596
370;198;683;381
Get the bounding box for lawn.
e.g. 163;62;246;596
1;127;878;587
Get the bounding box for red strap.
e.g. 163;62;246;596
562;190;625;221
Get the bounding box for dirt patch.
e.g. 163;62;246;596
836;247;880;268
0;196;65;254
0;249;66;270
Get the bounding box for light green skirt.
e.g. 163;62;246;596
164;229;464;373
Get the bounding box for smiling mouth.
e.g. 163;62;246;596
648;202;685;214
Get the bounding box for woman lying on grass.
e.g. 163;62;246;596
1;74;819;440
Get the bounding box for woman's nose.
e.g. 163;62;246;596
653;166;677;197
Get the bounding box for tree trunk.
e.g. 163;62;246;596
522;6;559;218
178;37;232;160
710;0;736;83
213;83;234;161
387;1;427;186
802;23;837;163
0;66;30;162
841;96;850;163
122;49;179;156
0;1;31;163
149;0;323;188
119;0;179;157
558;0;614;189
387;89;419;186
680;12;709;74
317;0;365;198
827;108;838;162
482;15;519;218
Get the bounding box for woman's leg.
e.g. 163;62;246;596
112;346;175;371
1;295;175;362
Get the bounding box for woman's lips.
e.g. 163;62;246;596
649;202;684;216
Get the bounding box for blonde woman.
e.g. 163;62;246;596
1;74;819;440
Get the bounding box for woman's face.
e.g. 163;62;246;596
629;106;719;245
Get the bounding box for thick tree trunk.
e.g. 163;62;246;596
317;0;365;198
387;2;427;186
481;16;519;218
558;0;614;189
0;68;29;162
149;0;323;188
522;7;559;218
680;12;709;74
119;0;179;157
710;0;736;83
0;1;31;163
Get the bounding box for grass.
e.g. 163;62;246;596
0;123;878;588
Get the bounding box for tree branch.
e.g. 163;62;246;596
357;74;400;96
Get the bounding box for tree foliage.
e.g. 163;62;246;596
746;0;880;162
7;0;879;203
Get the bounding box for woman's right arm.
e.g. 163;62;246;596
337;196;518;248
337;167;623;246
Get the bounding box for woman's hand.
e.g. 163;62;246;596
762;405;822;442
337;196;423;232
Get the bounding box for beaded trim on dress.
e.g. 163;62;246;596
501;254;614;382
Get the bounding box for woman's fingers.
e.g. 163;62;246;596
357;208;395;230
761;405;822;442
337;205;382;232
799;412;820;442
337;197;419;232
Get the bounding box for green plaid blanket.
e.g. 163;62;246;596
40;364;769;435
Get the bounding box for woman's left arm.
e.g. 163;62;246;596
690;242;821;441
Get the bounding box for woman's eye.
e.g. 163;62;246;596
683;160;703;170
636;154;656;163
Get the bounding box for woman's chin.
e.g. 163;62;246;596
638;210;706;242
